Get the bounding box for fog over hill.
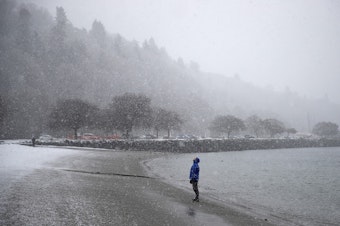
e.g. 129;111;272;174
195;72;340;132
24;0;340;105
0;1;339;138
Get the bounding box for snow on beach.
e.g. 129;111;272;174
0;141;75;188
1;141;73;169
0;142;240;225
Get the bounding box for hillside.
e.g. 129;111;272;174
1;1;339;138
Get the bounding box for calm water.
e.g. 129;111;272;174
145;147;340;226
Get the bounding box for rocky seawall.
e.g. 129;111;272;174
36;138;340;153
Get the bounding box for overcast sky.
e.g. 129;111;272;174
28;0;340;104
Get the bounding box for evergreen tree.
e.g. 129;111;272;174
90;20;106;48
49;7;68;65
0;0;16;36
16;7;33;53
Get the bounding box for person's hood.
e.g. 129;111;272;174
193;157;200;163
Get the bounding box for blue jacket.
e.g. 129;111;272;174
189;158;200;181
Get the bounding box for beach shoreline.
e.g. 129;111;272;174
1;143;276;225
140;152;283;226
57;145;275;225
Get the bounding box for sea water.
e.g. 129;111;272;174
145;147;340;225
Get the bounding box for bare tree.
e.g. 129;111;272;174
312;122;338;137
49;99;98;139
245;115;263;137
209;115;245;138
109;93;152;138
153;108;182;138
262;118;285;138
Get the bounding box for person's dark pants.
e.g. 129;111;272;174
192;180;199;199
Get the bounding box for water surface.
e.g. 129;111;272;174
145;147;340;225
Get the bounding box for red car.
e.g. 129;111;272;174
80;133;100;140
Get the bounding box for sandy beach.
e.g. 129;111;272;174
1;144;274;225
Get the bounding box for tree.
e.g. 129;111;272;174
245;115;263;137
97;108;113;135
262;118;285;138
49;6;68;64
16;7;33;53
209;115;245;138
312;122;338;137
53;6;68;44
109;93;153;138
48;99;98;139
90;20;106;48
143;37;158;52
113;34;124;56
153;108;183;138
0;95;7;129
286;128;297;137
0;0;16;36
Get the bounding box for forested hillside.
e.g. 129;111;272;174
0;1;212;138
1;1;339;138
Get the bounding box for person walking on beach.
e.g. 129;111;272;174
189;157;200;202
32;136;36;147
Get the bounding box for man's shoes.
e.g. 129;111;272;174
192;197;199;202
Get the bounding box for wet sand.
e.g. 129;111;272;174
1;145;274;225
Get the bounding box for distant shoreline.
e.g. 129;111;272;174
34;138;340;153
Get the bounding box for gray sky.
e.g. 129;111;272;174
29;0;340;104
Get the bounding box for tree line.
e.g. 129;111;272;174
209;114;338;138
47;93;339;139
48;93;182;139
210;114;290;138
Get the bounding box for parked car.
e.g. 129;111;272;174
176;134;198;140
244;135;255;139
140;134;157;139
80;133;100;140
38;134;53;141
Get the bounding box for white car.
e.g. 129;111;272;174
39;135;53;141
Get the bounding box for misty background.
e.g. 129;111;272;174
25;0;340;104
1;0;340;138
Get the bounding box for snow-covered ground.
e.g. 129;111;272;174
0;141;238;225
0;141;75;191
